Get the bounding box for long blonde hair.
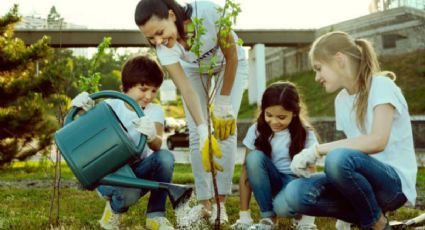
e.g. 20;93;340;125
309;31;396;132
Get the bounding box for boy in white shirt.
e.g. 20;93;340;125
71;55;175;230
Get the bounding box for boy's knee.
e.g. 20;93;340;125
156;149;175;167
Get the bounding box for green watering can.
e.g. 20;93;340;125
54;90;192;209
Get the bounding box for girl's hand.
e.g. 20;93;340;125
290;145;320;178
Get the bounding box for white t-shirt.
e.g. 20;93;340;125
335;75;417;205
106;99;165;159
243;124;318;175
155;0;246;70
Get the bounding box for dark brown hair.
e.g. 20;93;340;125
121;55;164;92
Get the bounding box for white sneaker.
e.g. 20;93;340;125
209;202;229;224
230;218;254;229
98;201;120;230
247;218;276;230
146;216;175;230
335;219;351;230
292;215;317;230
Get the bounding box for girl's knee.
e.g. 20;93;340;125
245;150;266;168
324;148;355;178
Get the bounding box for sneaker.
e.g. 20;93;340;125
98;201;120;230
248;218;276;230
230;218;254;230
292;216;317;230
335;219;351;230
295;223;317;230
146;216;175;230
209;203;229;224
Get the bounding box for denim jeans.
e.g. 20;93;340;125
273;148;407;229
246;150;297;218
97;149;175;217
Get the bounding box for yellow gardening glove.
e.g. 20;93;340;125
197;124;223;173
212;95;236;140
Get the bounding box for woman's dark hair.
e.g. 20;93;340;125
254;81;314;159
121;55;164;92
134;0;192;40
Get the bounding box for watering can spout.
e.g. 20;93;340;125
100;174;193;209
159;182;193;209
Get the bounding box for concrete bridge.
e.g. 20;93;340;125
13;29;315;48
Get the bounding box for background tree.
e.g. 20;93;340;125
0;5;66;166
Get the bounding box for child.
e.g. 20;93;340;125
135;0;248;224
71;55;176;230
233;81;318;230
273;31;417;230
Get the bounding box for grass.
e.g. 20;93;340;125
0;161;424;229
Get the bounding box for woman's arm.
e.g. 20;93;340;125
218;30;238;96
147;122;164;151
164;63;205;126
317;103;394;155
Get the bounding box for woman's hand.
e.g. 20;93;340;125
212;95;236;140
197;124;223;173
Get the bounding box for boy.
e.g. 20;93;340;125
71;55;175;230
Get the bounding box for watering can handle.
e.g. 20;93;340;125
64;90;146;152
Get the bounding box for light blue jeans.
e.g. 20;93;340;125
97;149;175;218
246;150;297;218
273;148;407;229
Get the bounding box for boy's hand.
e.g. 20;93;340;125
197;124;223;172
290;145;320;178
133;117;157;142
71;92;94;111
212;95;235;140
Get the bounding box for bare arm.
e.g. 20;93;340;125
164;63;205;126
218;30;238;96
317;103;394;155
147;122;164;151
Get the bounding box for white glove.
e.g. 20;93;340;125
212;95;236;140
132;116;157;142
290;145;320;178
71;92;95;111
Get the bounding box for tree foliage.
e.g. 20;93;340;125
0;5;65;166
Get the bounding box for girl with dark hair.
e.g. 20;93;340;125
274;31;417;230
135;0;248;224
239;81;317;230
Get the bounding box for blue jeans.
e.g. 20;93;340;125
273;148;407;229
246;150;297;218
97;149;175;217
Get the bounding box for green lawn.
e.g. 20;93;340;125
0;161;424;229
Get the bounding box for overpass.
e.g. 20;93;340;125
14;29;316;48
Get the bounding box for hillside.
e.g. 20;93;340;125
239;49;425;119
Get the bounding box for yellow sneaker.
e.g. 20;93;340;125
98;201;120;230
146;216;175;230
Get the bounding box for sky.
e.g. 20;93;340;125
1;0;372;30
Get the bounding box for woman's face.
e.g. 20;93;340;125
139;12;178;48
264;105;294;133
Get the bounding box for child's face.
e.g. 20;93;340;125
126;84;159;108
312;59;343;93
139;13;178;48
264;105;294;133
